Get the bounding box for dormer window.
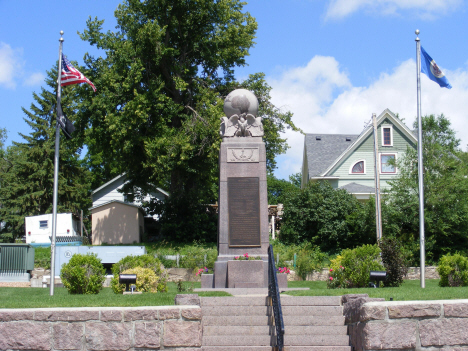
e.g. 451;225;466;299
381;125;393;146
350;160;365;174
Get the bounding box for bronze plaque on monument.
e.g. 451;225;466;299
228;177;261;247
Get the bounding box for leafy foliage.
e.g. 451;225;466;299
179;242;217;270
387;114;468;263
280;181;375;253
267;173;301;205
437;253;468;287
327;245;384;289
60;253;106;294
110;254;167;293
77;0;298;241
121;267;159;293
295;244;327;280
0;67;91;242
379;236;408;287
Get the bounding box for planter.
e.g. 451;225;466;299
201;274;214;288
276;273;288;289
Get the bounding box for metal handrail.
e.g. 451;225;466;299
268;244;284;351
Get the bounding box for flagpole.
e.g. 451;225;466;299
415;29;425;288
50;30;64;296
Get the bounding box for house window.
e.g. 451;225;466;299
381;125;393;146
351;161;365;174
381;154;396;173
39;220;48;228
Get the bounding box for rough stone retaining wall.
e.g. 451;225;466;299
344;294;468;350
0;305;202;351
303;266;439;281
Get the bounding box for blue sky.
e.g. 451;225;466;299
1;0;468;181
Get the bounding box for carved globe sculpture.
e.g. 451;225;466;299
223;89;258;118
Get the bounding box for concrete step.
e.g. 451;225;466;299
203;334;350;347
203;315;271;326
283;347;351;351
285;326;348;335
283;315;345;326
203;305;270;316
201;347;273;351
201;296;342;307
202;305;342;317
280;296;342;306
204;325;272;336
201;296;269;306
202;347;351;351
203;315;345;326
203;335;273;346
203;325;348;336
282;306;343;316
284;335;350;346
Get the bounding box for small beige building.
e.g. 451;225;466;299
90;200;145;245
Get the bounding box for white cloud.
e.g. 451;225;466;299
325;0;462;20
23;72;45;87
269;56;468;180
0;43;23;89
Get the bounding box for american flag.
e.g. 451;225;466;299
60;54;96;92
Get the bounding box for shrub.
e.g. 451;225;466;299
295;245;327;280
60;253;105;294
121;267;159;292
179;243;217;270
437;253;468;287
379;236;408;287
111;254;168;294
327;244;384;289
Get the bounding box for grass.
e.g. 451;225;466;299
0;282;229;309
285;279;468;301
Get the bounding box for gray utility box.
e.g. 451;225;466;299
54;246;146;277
0;243;35;282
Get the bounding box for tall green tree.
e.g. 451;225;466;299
280;181;375;253
77;0;297;241
386;114;468;263
0;67;91;242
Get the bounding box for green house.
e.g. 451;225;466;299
301;109;417;200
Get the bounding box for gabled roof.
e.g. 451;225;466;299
92;174;126;195
91;173;169;197
304;134;359;177
321;109;417;176
89;200;146;213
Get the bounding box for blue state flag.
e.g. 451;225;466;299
420;46;452;89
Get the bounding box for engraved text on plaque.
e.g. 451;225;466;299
228;177;261;247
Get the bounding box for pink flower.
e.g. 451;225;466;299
329;277;333;281
235;256;239;260
340;266;344;269
329;268;333;272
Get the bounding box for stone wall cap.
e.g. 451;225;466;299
364;299;468;307
0;305;200;312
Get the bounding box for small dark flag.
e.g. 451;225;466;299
57;101;75;139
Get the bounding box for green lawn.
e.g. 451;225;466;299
0;282;229;309
2;279;467;309
286;279;468;301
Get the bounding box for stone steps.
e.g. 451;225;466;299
203;325;347;336
202;305;343;316
201;347;351;351
200;296;350;350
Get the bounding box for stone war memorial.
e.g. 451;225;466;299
202;89;270;289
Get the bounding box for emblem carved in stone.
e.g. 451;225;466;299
220;89;263;138
227;147;259;162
